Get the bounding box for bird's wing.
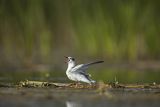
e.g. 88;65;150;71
71;61;104;72
71;64;84;72
82;61;104;69
71;67;91;77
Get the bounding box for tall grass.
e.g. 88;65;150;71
0;0;160;67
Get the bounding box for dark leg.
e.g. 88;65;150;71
75;81;80;88
69;82;77;86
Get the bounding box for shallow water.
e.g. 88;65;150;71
0;69;160;107
0;88;160;107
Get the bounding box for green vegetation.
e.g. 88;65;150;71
0;70;160;83
0;0;160;67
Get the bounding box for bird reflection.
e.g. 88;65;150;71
66;101;82;107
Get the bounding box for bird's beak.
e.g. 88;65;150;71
64;56;68;59
64;56;68;63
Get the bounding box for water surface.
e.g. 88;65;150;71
0;69;160;107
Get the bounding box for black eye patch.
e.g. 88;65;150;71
72;58;75;61
70;58;75;61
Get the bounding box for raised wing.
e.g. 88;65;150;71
83;61;104;68
71;61;104;72
71;64;84;72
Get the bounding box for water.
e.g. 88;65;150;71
0;69;160;107
0;88;159;107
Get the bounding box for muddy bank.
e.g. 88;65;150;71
0;80;160;107
1;80;159;90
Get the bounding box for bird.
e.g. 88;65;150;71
65;56;104;85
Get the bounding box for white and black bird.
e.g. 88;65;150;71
65;56;104;85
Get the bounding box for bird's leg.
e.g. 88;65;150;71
75;81;81;88
90;82;96;88
77;81;81;85
69;82;77;86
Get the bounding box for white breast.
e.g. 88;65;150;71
66;72;78;81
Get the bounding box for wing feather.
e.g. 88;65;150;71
71;61;104;72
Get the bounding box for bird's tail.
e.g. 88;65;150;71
90;79;96;84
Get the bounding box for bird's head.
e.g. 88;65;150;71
65;56;76;67
65;56;75;63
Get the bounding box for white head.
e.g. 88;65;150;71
65;56;76;68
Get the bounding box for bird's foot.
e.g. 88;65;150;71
68;82;76;86
90;82;97;88
75;82;81;88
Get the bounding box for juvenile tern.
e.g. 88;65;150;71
65;56;104;85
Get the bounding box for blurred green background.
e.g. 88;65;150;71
0;0;160;71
